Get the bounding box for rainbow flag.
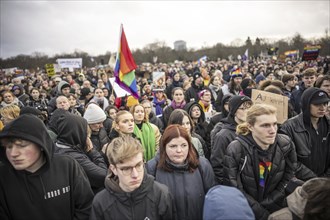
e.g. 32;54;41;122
114;24;139;99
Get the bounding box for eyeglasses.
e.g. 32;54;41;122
116;161;144;176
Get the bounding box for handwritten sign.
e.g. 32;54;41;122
251;89;288;124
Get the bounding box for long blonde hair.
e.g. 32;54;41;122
237;104;277;135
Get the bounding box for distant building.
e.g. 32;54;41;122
174;40;187;51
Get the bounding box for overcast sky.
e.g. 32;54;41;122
1;0;329;59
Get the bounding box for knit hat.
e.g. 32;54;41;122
193;71;202;81
230;68;243;79
83;103;106;124
229;95;252;116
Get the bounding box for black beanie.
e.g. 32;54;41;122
229;95;252;116
193;71;202;81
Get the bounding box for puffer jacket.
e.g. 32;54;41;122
89;172;174;220
223;134;297;220
90;127;110;152
211;116;237;184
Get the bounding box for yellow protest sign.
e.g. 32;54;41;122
45;64;55;77
251;89;288;124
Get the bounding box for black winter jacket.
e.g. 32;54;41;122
211;116;237;184
280;114;330;180
223;134;297;220
90;172;174;220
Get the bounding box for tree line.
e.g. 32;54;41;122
1;32;329;70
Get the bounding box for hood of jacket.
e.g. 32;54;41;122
0;114;54;173
105;170;154;204
56;113;88;151
220;94;233;117
57;81;70;95
301;87;325;126
203;185;255;220
184;101;205;122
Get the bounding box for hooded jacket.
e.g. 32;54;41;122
54;113;107;193
223;134;297;220
290;81;307;114
184;101;210;157
0;114;93;220
280;87;330;180
89;171;174;220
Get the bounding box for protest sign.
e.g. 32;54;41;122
57;58;83;69
152;71;166;90
251;89;288;124
45;64;55;77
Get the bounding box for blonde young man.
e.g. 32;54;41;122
90;135;174;220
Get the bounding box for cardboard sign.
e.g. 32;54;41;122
57;58;82;69
251;89;288;124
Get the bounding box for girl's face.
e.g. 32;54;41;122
181;116;191;135
133;106;145;123
173;89;184;103
165;136;189;165
191;106;201;119
212;77;221;86
94;89;104;98
67;96;77;107
109;109;117;120
115;113;135;134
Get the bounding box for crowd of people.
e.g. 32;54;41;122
0;56;330;220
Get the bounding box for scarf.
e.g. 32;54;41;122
170;100;186;109
198;100;210;112
153;97;166;116
133;122;156;161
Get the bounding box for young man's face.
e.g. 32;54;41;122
61;87;71;96
310;103;328;118
302;75;316;88
249;114;277;149
320;80;330;96
286;79;295;89
111;153;144;192
3;139;44;173
235;103;250;124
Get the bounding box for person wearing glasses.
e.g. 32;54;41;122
211;95;253;184
90;135;174;220
146;125;215;220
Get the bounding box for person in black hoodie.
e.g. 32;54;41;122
54;112;108;193
223;104;297;220
90;135;174;220
165;72;183;100
211;95;253;184
185;71;206;103
0;114;93;220
280;87;330;181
